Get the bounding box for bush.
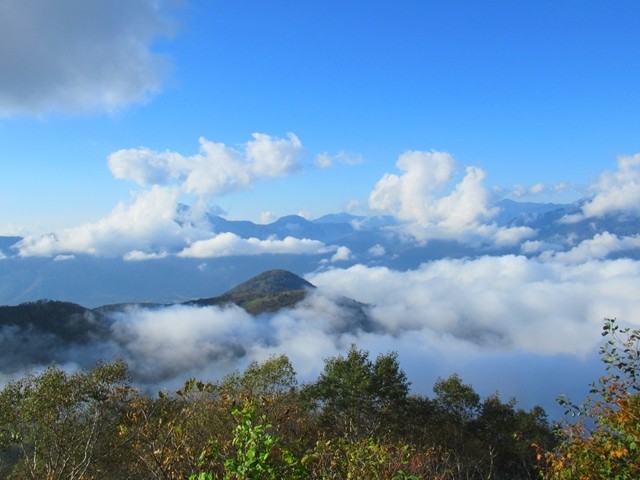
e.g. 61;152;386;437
544;318;640;479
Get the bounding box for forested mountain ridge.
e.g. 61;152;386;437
0;300;110;343
0;269;316;321
0;269;377;387
185;268;315;314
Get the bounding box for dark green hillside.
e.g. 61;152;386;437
186;269;315;314
0;300;109;343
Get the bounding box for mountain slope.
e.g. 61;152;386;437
0;300;110;344
185;269;316;314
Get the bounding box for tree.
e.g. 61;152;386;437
303;344;410;440
544;318;640;479
219;354;298;399
0;360;131;479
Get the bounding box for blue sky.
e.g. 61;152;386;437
2;0;640;234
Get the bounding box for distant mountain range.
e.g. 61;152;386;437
1;199;639;306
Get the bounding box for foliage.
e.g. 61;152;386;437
544;317;640;479
302;344;410;440
190;400;307;480
220;354;298;398
0;347;555;479
0;360;131;479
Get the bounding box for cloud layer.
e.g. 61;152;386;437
0;0;173;115
3;253;638;418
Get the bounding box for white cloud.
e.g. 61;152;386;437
260;211;277;224
368;244;386;257
493;225;536;246
109;133;304;198
512;182;547;198
344;200;361;213
314;151;363;169
247;133;303;177
17;186;193;257
18;133;311;258
314;154;333;169
530;182;546;195
331;246;353;262
124;250;168;261
570;154;640;220
369;150;533;244
111;304;258;381
521;240;552;254
0;0;174;115
297;209;311;219
108;148;183;186
177;233;331;258
307;257;640;356
540;232;640;264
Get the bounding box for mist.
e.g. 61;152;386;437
3;253;638;419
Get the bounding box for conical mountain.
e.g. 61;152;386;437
225;269;315;296
186;269;315;315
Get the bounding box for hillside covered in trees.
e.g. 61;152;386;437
2;318;639;479
0;345;554;479
1;265;639;479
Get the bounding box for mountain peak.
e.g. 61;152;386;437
186;269;315;315
226;269;315;296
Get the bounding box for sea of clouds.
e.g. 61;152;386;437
3;133;640;419
2;3;640;418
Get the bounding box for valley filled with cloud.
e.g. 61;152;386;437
2;137;640;418
2;1;640;425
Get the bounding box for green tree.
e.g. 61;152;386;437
303;345;410;440
0;360;131;479
219;354;298;399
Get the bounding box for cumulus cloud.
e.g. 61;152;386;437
17;186;190;257
539;232;640;264
0;0;174;115
178;233;331;258
18;133;312;258
109;133;304;197
369;150;533;244
330;246;353;262
567;154;640;221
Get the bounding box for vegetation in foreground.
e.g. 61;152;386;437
0;318;637;479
